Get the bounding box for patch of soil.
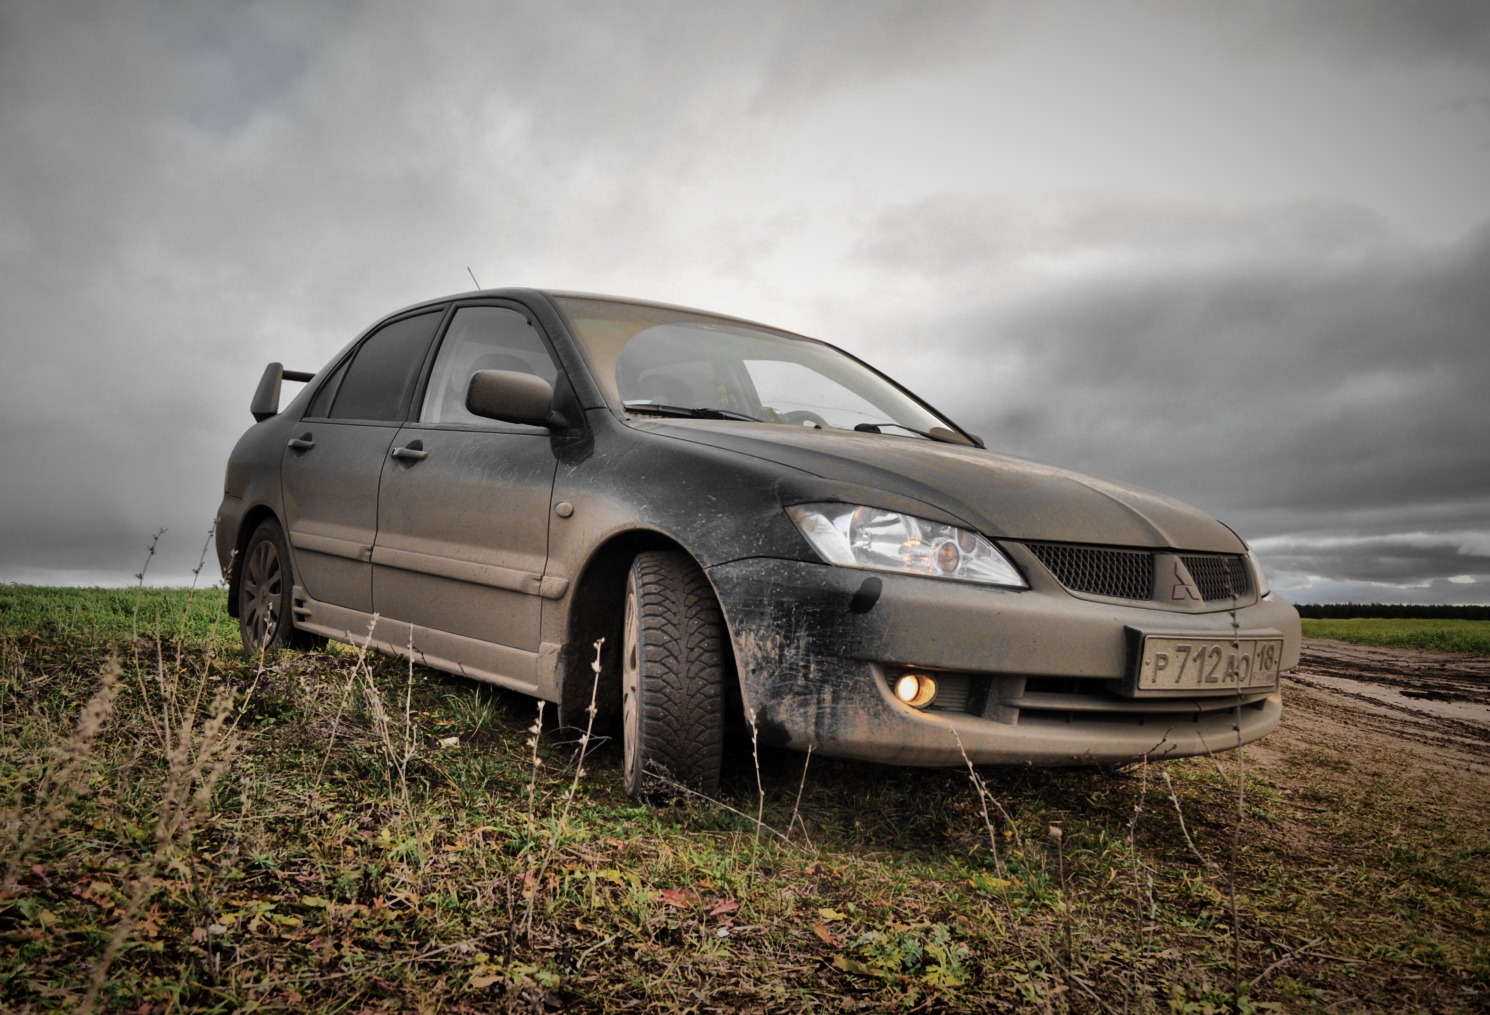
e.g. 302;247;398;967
1277;639;1490;774
1237;640;1490;1011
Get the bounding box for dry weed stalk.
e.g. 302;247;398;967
314;614;380;789
130;530;169;749
0;658;120;897
746;707;763;836
82;682;238;1013
1160;768;1220;878
1049;824;1074;967
356;627;418;806
1160;746;1249;1003
523;700;546;846
1230;730;1246;1002
159;529;224;738
787;744;814;848
950;727;1018;875
949;727;1043;974
519;639;605;940
645;774;799;847
1125;755;1158;1007
0;634;14;730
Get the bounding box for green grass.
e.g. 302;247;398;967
0;585;232;646
0;589;1486;1012
1301;617;1490;653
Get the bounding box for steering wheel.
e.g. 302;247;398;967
779;410;829;428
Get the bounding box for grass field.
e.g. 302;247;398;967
1300;617;1490;653
1;587;1487;1012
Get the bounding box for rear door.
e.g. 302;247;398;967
281;309;445;613
371;302;563;692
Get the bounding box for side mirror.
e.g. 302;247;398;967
466;370;569;429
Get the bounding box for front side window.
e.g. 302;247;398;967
329;310;444;422
420;307;558;425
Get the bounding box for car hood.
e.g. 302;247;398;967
642;421;1245;552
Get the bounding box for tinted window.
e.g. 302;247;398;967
305;358;349;419
329;311;443;421
420;306;558;425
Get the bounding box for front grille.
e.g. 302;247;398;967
1025;543;1253;604
1025;543;1154;601
1181;554;1252;600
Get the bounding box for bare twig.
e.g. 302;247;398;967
521;639;606;940
788;744;814;849
747;707;765;848
951;727;1004;873
82;685;237;1013
313;615;379;790
0;660;120;896
640;772;800;849
1253;936;1325;986
1160;769;1222;878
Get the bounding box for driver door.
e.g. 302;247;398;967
371;303;563;695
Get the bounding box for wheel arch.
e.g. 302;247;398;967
226;504;282;619
557;530;740;732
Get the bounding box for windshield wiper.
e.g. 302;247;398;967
623;402;761;422
854;421;975;446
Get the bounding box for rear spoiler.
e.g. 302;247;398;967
250;363;316;421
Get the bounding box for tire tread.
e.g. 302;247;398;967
630;551;726;794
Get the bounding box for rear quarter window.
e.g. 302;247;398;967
328;311;444;421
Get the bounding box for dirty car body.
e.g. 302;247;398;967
217;289;1301;796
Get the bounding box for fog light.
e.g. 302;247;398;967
893;672;938;708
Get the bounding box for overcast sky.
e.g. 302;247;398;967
2;0;1488;604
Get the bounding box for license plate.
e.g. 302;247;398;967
1133;634;1282;694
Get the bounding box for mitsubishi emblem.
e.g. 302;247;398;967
1171;560;1202;602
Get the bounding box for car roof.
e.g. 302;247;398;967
379;287;812;341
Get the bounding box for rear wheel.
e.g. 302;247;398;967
622;552;726;799
238;519;301;651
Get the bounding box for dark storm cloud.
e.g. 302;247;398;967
0;0;1027;584
1255;531;1490;585
745;0;1016;108
1253;529;1490;606
853;196;1490;597
1;0;1486;603
1192;0;1490;69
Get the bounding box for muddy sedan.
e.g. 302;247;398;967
217;289;1300;796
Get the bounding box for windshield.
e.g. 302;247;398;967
552;296;967;441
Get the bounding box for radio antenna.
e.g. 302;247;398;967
466;266;482;289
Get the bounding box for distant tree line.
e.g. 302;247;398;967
1295;603;1490;620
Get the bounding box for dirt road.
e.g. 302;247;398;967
1245;637;1490;792
1276;638;1490;776
1230;640;1490;1012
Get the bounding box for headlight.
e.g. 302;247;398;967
786;503;1027;589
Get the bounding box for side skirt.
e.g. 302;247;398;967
291;584;560;702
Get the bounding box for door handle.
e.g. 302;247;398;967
390;441;428;463
287;434;315;451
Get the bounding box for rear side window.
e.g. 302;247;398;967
305;358;349;419
329;311;444;421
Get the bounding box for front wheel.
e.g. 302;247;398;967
622;552;727;799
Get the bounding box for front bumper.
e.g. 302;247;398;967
706;557;1299;767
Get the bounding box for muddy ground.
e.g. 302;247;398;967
1271;638;1490;777
1225;640;1490;1011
